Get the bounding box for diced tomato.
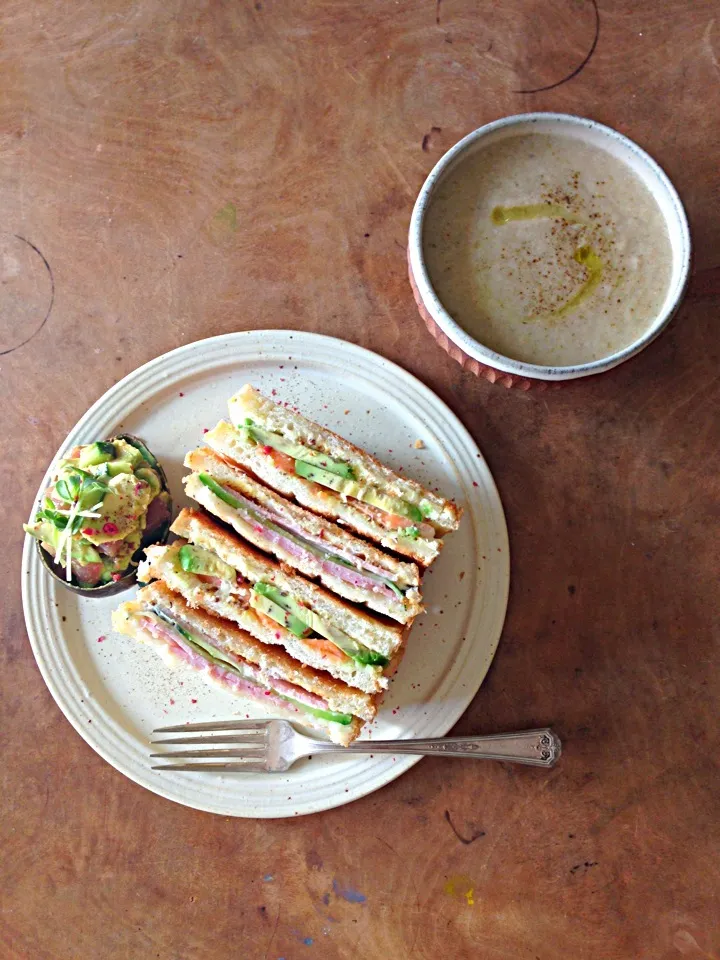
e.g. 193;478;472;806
197;574;223;588
266;448;296;474
303;636;348;662
383;513;414;530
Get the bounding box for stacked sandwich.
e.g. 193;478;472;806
113;385;461;744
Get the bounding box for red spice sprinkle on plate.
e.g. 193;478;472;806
203;428;209;433
472;481;478;487
97;636;105;643
169;698;175;706
191;698;197;704
179;392;184;397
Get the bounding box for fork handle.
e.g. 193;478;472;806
315;728;561;767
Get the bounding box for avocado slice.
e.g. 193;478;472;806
243;424;354;479
177;544;236;582
112;439;145;467
198;472;243;509
250;585;313;638
78;441;116;468
278;696;353;726
136;467;161;495
294;461;423;524
24;520;102;565
252;582;388;667
97;459;134;478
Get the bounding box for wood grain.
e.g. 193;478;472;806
2;2;719;958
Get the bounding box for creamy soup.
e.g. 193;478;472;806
423;133;673;366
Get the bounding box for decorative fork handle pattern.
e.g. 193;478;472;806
312;728;561;767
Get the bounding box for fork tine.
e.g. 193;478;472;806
150;747;266;759
151;733;267;745
151;761;268;772
153;719;268;734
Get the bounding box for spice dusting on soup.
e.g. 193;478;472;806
423;133;673;366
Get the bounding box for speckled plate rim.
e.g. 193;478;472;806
21;331;509;818
408;112;692;382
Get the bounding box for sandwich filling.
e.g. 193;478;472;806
196;471;412;600
165;541;390;670
236;420;437;544
126;602;354;726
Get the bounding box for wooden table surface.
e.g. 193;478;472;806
2;2;719;957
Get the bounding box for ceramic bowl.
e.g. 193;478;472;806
408;113;691;389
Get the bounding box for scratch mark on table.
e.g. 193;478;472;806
444;809;486;844
514;0;600;94
0;236;55;357
378;144;414;198
263;904;282;960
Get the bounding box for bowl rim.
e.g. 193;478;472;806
408;112;692;381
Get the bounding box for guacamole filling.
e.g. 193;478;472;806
141;605;353;726
197;472;409;600
237;419;437;539
24;438;170;587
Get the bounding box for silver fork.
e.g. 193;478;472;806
150;720;561;772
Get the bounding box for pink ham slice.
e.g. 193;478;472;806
217;483;401;597
72;560;105;586
139;614;331;712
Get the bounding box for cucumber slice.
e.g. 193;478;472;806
78;441;116;468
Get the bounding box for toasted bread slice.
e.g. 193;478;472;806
204;419;444;566
112;581;368;744
230;385;461;532
183;446;423;624
139;541;398;695
171;508;407;659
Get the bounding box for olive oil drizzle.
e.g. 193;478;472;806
490;204;604;318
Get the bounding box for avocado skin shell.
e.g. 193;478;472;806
36;433;173;599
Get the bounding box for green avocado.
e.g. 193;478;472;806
293;461;422;524
252;582;387;667
244;424;354;479
97;459;134;478
177;543;235;582
250;584;313;638
24;520;102;565
278;695;353;726
112;439;144;467
135;467;161;495
198;472;242;509
78;441;116;468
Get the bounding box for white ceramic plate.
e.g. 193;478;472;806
21;331;509;817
